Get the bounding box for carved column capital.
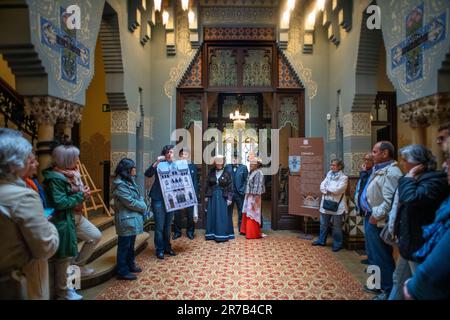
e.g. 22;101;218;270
60;101;83;128
24;96;64;125
399;93;450;128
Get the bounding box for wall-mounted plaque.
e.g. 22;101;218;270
288;138;324;219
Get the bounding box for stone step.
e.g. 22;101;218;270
79;224;118;264
89;215;114;231
80;232;150;289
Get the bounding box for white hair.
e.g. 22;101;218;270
52;145;80;169
400;144;437;170
0;128;32;180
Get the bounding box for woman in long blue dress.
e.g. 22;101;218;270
205;155;234;242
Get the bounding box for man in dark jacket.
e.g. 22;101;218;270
173;148;199;240
145;145;177;259
225;153;248;232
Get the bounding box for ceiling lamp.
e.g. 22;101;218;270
154;0;162;12
230;110;250;130
281;10;291;28
181;0;189;11
188;10;195;25
162;10;170;26
305;9;317;30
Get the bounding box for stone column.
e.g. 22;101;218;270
411;126;426;145
343;112;373;250
24;96;63;179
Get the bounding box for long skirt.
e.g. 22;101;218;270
240;194;262;239
205;188;235;242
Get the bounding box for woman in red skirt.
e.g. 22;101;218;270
240;158;266;239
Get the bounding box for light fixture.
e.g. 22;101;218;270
230;111;250;130
188;9;195;25
162;10;169;26
230;95;249;130
154;0;162;12
316;0;326;12
281;10;291;28
181;0;189;11
305;9;317;30
287;0;296;11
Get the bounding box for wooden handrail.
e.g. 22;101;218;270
0;77;23;105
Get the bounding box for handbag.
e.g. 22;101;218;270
322;194;344;212
380;223;396;246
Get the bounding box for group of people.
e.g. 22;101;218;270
2;123;449;300
0;129;101;300
144;145;267;260
312;124;450;300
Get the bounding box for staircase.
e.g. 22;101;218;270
80;214;151;289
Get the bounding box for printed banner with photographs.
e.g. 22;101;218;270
157;160;198;212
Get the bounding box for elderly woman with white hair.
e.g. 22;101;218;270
313;159;348;252
205;155;234;242
42;144;101;300
0;128;59;300
387;144;449;300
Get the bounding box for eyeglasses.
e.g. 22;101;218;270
436;136;446;143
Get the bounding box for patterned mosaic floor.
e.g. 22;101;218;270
96;233;371;300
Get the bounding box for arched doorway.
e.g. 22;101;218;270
176;27;305;230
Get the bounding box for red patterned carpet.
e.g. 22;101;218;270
97;233;371;300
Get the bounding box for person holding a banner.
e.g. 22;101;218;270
313;159;348;252
145;145;177;260
205;155;234;242
173;148;199;240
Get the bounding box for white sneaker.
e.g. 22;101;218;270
65;288;83;300
80;266;95;277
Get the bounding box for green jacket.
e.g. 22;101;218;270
112;178;146;237
42;169;83;259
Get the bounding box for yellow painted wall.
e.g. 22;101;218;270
0;54;15;89
80;38;111;190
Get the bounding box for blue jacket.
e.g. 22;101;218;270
408;196;450;299
112;177;147;237
145;163;164;201
354;169;372;215
225;164;248;198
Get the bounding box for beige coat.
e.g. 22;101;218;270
0;179;59;300
365;161;403;227
319;170;348;215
